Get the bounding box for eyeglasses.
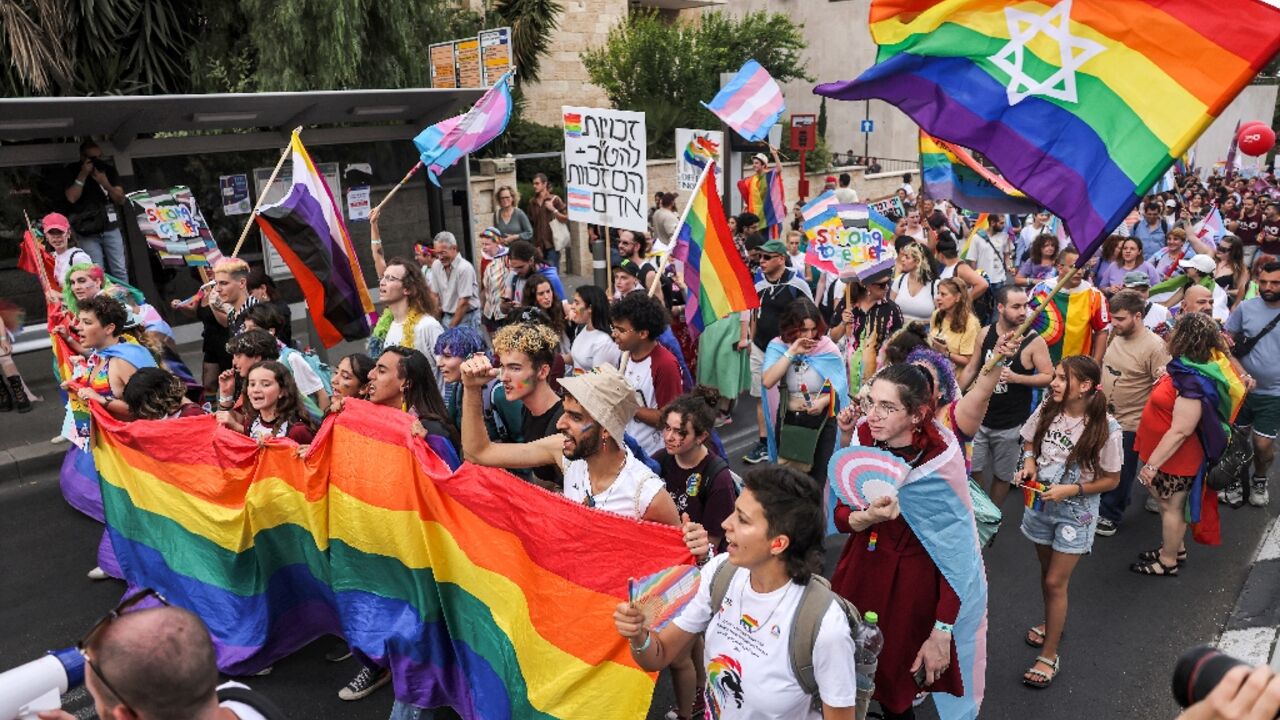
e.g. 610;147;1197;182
79;588;170;709
380;273;405;283
1218;246;1232;252
858;397;905;418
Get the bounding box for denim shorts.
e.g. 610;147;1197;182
1020;491;1099;555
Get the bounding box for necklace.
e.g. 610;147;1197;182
368;307;423;357
737;576;792;635
874;438;926;467
583;453;629;508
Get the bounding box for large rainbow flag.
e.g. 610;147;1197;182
93;400;692;718
815;0;1280;263
674;162;761;336
737;169;786;239
919;130;1039;215
256;132;376;348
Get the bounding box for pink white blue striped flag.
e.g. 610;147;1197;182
703;60;785;143
414;71;514;186
1195;206;1226;243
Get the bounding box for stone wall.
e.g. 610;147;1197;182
519;0;629;127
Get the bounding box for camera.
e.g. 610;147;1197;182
90;157;111;173
1173;645;1279;717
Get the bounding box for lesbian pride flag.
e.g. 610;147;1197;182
703;60;785;143
415;71;514;185
816;0;1280;264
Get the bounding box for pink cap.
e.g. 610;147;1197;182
42;212;70;232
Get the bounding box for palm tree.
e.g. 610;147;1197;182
0;0;71;94
495;0;563;84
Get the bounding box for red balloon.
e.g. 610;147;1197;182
1239;120;1269;141
1239;125;1276;157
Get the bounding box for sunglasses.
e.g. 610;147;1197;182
79;588;169;709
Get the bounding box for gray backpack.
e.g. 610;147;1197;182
708;561;862;710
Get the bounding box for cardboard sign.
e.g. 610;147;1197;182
868;194;906;220
128;186;222;268
804;204;897;280
563;106;648;232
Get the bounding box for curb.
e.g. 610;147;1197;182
0;440;66;485
1217;514;1280;668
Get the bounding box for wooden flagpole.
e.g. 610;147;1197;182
979;264;1079;375
371;161;425;215
231;126;301;258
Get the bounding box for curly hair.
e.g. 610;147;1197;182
226;329;280;361
882;321;930;366
659;387;722;442
492;322;559;368
242;360;316;434
78;294;129;337
1031;356;1110;475
122;367;187;420
610;291;668;340
906;346;958;406
742;467;823;584
385;257;438;316
1167;311;1228;363
1029;233;1060;265
434;325;488;359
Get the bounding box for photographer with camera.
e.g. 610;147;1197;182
33;590;284;720
1174;646;1280;720
62;140;129;283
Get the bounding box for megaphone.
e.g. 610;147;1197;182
0;647;84;720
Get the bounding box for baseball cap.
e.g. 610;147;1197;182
1122;271;1151;288
825;175;838;184
1165;199;1178;209
1178;254;1215;274
759;239;788;256
42;212;70;233
557;364;640;447
612;258;642;279
752;152;769;164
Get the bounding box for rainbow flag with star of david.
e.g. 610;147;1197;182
816;0;1280;266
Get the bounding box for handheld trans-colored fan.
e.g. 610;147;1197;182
828;446;910;510
629;564;701;632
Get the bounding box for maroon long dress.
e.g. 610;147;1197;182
830;423;963;715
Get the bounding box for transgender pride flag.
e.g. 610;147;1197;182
415;71;514;185
703;60;785;143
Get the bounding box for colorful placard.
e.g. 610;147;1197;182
128;186;222;268
563;105;648;232
675;128;724;192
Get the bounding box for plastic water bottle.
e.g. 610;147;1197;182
854;611;883;720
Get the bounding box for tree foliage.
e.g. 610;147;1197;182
493;0;562;84
581;10;809;155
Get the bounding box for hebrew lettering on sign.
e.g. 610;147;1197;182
563;106;648;232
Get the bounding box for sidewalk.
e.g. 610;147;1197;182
0;273;603;483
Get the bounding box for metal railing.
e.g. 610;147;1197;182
830;154;919;175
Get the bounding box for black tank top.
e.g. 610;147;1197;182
979;327;1037;430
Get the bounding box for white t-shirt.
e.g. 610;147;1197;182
892;274;936;324
562;450;664;519
788;252;806;276
284;351;324;396
384;314;444;384
834;187;859;204
216;681;269;720
54;247;91;287
968;230;1009;284
623;352;663;456
672;554;858;719
570;328;621;374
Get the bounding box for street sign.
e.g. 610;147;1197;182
860;119;874;133
789;113;817;152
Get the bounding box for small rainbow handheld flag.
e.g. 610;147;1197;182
817;0;1280;264
673;162;761;336
1022;480;1047;512
703;59;785;142
629;565;700;633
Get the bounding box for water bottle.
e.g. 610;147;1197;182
854;611;883;720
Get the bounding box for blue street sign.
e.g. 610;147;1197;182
860;120;874;133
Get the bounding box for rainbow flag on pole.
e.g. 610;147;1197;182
415;71;514;185
703;60;786;142
920;130;1039;215
816;0;1280;263
93;400;692;718
674;162;760;336
257;133;376;347
737;170;786;239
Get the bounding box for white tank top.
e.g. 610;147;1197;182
562;451;665;519
894;274;937;323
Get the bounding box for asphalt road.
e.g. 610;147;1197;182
1;406;1276;719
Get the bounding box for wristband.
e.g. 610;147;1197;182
629;630;652;653
1021;450;1036;461
697;544;715;568
75;179;85;187
933;620;954;635
370;239;382;246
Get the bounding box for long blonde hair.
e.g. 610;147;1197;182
900;242;934;286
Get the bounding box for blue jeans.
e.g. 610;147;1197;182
77;226;129;283
443;308;481;330
389;701;435;720
543;248;560;271
1099;431;1141;523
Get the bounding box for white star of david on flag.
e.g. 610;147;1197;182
988;0;1105;106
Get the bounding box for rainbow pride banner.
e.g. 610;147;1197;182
93;400;692;719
